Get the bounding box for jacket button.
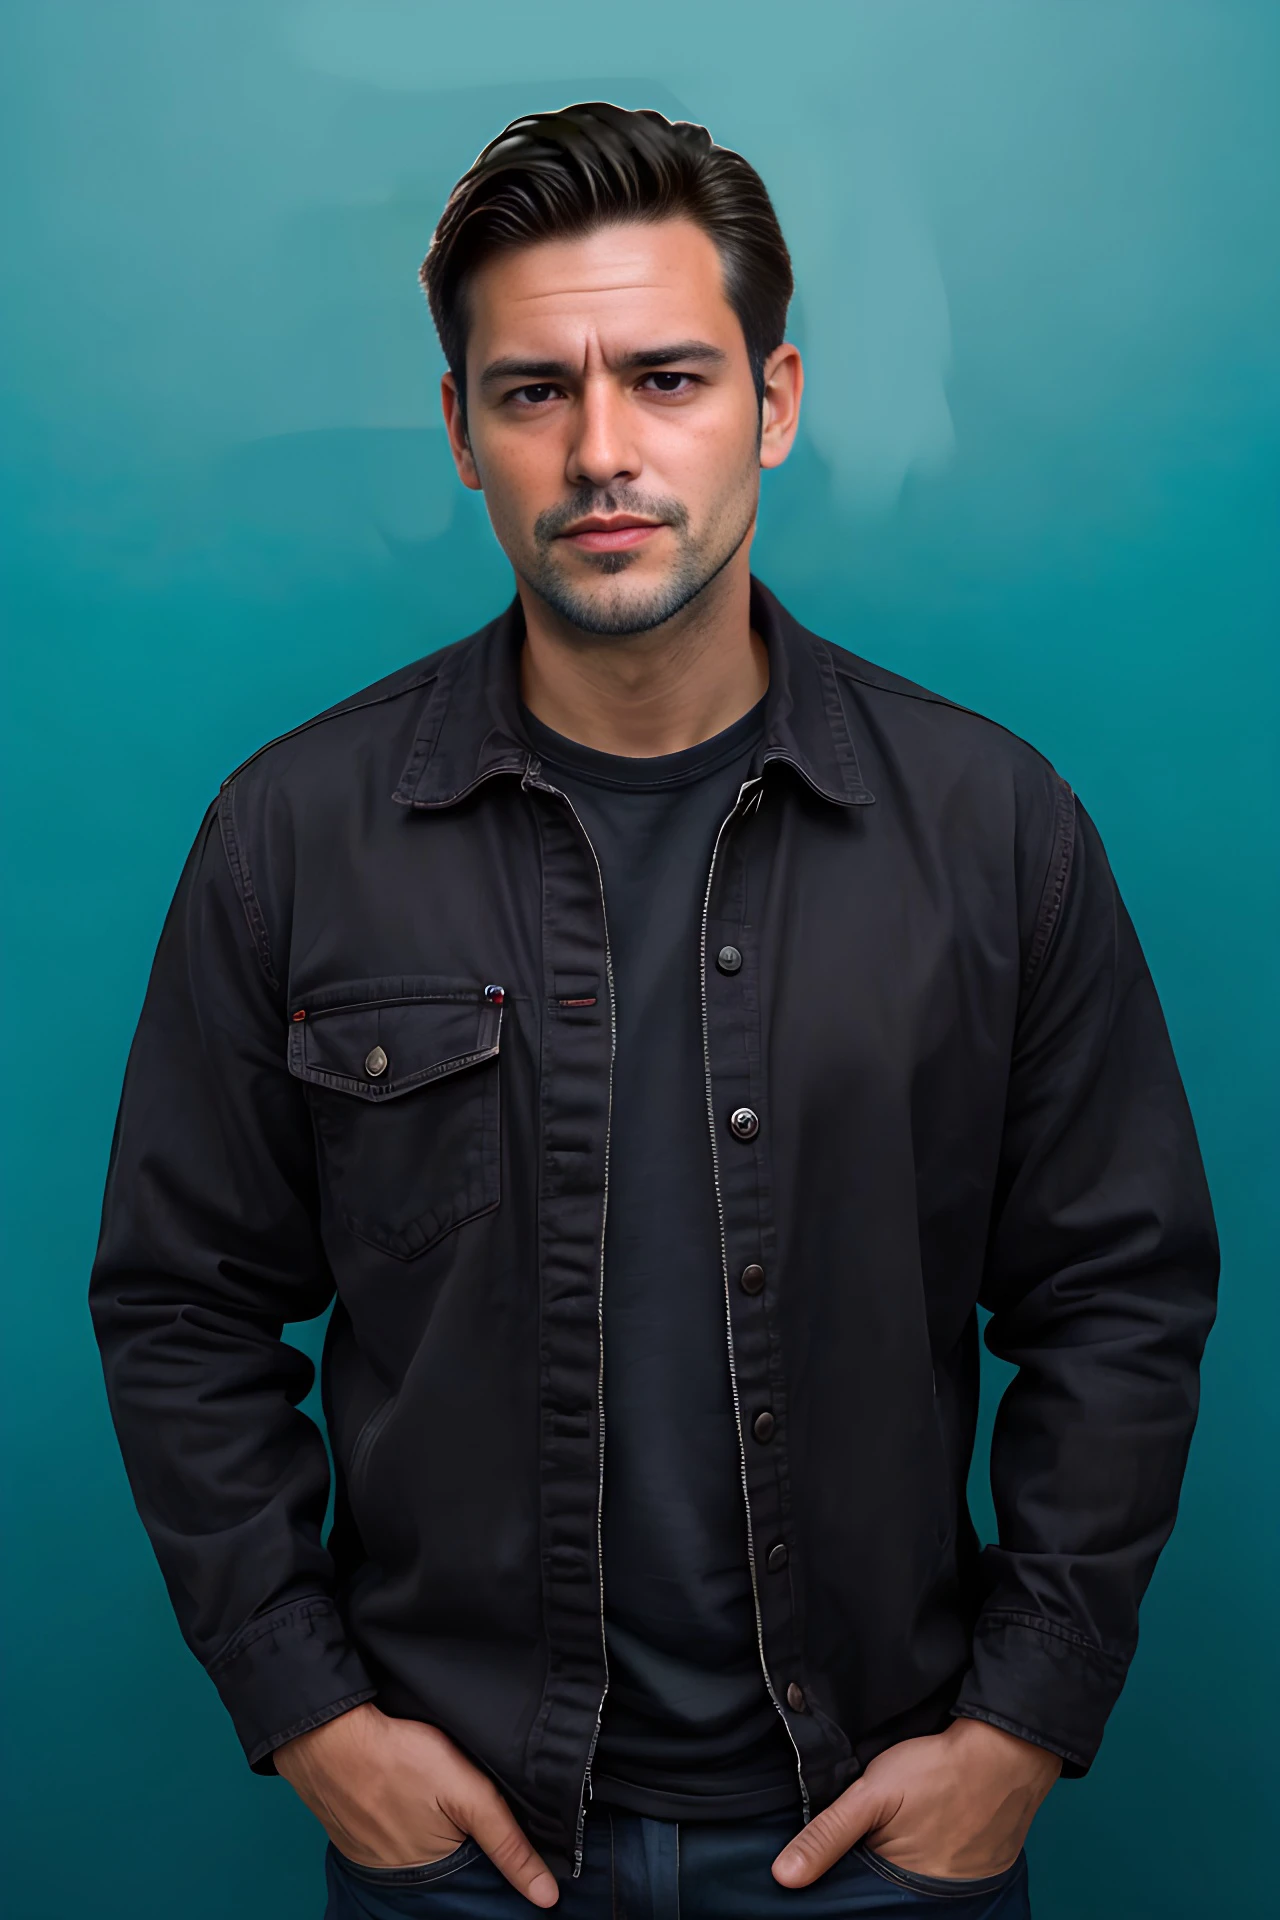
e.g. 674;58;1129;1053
767;1542;788;1573
739;1262;765;1296
716;945;743;974
786;1682;807;1713
752;1409;776;1443
365;1046;388;1078
729;1106;759;1140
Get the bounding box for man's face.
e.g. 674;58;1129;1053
442;218;793;636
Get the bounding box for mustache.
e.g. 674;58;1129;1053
533;486;690;549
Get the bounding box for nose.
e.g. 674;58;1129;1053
566;375;640;492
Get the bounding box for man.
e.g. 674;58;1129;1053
90;104;1218;1918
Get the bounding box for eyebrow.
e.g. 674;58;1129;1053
477;340;728;387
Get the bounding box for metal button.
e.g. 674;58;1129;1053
786;1682;807;1713
739;1262;765;1296
716;945;743;975
729;1106;759;1140
752;1409;776;1443
364;1045;388;1078
767;1542;788;1573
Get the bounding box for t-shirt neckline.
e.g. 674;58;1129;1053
520;694;767;793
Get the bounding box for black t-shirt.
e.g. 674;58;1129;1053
521;696;802;1822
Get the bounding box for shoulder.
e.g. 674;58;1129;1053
808;631;1072;863
210;627;482;958
218;630;475;803
763;579;1063;803
827;641;1061;792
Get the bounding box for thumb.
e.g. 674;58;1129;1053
772;1781;897;1889
441;1773;559;1909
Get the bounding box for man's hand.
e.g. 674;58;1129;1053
772;1718;1062;1888
274;1703;559;1908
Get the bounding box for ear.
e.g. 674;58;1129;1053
441;372;483;491
759;343;804;472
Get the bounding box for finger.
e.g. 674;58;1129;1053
772;1785;890;1888
444;1779;559;1909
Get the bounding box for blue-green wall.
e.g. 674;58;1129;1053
2;5;1275;1915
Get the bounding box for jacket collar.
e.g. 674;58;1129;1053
393;576;875;810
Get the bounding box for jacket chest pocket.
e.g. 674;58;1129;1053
287;979;503;1260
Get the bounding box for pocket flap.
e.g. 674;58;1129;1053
287;982;503;1102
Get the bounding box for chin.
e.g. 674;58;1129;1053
561;599;677;639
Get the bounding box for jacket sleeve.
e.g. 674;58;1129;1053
88;795;376;1772
952;786;1219;1773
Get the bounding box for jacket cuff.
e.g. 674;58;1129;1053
950;1610;1129;1777
207;1596;377;1774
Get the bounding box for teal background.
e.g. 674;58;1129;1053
2;3;1275;1915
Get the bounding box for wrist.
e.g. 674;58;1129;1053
274;1701;382;1782
946;1714;1063;1788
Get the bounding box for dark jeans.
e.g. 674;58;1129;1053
324;1808;1031;1919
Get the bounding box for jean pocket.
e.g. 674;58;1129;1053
330;1836;482;1888
854;1842;1025;1901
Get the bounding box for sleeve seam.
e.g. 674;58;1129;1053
217;780;280;992
1021;776;1077;997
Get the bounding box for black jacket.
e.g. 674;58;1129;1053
89;580;1218;1876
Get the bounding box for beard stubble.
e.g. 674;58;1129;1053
519;472;757;638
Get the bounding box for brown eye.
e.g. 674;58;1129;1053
516;384;557;404
647;371;689;392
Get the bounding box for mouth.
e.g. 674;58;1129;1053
556;516;666;554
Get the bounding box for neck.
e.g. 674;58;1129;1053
517;550;768;757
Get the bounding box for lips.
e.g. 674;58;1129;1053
558;518;664;553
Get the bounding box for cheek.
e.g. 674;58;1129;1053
472;429;559;532
659;391;757;471
659;410;758;523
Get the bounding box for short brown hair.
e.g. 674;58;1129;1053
420;102;793;416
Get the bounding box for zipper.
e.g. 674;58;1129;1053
698;776;811;1825
524;768;617;1878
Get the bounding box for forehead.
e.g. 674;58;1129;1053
463;218;742;360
